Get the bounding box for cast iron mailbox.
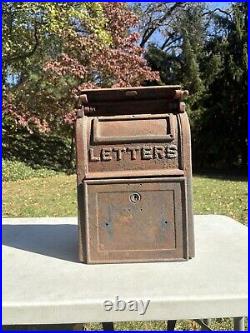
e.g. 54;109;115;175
76;86;194;264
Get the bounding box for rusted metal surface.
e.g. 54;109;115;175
75;86;194;264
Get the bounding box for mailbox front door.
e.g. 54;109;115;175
82;177;189;263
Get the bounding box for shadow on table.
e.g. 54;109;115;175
2;224;79;263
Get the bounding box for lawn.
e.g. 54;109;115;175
2;172;248;330
3;173;248;225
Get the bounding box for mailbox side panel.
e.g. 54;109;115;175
76;115;88;262
178;112;194;258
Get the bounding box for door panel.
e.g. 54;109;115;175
83;177;188;263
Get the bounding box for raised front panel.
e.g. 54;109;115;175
82;113;183;178
93;114;174;144
82;177;188;263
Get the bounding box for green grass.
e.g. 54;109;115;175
2;159;63;182
3;174;248;225
193;174;247;225
2;172;248;330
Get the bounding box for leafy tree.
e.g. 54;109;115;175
144;3;206;100
3;3;109;133
145;45;182;85
196;3;248;168
3;3;159;135
141;2;247;169
3;3;109;88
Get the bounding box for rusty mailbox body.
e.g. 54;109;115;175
76;86;194;264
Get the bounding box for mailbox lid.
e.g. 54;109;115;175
79;85;181;103
77;86;187;116
82;177;189;263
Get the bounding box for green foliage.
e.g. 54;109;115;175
3;3;110;74
2;160;60;182
144;2;247;169
194;3;248;168
145;45;181;84
177;4;205;103
3;2;247;172
3;3;157;137
2;2;111;135
2;127;75;172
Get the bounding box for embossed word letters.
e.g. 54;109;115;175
89;144;177;162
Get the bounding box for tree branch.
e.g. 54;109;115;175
139;2;186;48
203;8;232;21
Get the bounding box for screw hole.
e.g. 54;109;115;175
165;221;168;224
105;223;109;226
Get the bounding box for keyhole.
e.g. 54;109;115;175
130;192;141;203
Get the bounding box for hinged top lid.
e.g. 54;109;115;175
78;86;188;104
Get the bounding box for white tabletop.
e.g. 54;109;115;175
2;215;248;325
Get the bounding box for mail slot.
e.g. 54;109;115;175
75;86;194;263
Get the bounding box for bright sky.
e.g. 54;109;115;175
209;2;231;9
